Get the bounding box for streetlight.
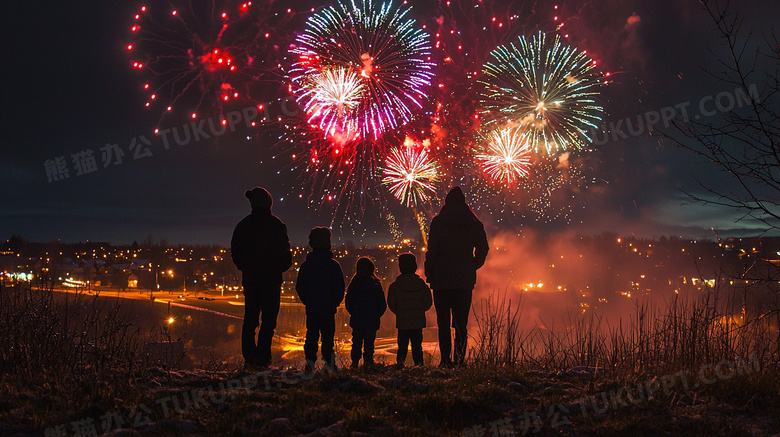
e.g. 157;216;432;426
155;265;162;291
166;316;175;336
151;265;161;300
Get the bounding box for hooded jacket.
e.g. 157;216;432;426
424;187;489;290
345;278;387;331
387;273;432;330
230;207;292;286
295;249;345;315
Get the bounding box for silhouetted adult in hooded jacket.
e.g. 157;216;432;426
231;187;293;369
425;186;489;366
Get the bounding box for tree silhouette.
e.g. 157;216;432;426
668;0;779;233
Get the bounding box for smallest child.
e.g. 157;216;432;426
345;257;387;368
387;253;432;367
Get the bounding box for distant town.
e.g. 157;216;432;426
0;236;427;304
3;234;779;314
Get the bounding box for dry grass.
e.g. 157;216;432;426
470;285;780;375
0;275;189;432
1;270;778;435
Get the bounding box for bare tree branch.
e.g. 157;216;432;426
665;0;780;232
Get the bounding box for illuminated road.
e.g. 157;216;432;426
45;286;441;365
49;287;309;319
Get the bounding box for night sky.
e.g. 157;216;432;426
2;0;778;246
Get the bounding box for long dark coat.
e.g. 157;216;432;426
230;207;293;286
424;187;489;290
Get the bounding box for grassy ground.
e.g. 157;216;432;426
2;281;779;436
3;362;778;436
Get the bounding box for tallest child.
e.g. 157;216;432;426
296;226;346;371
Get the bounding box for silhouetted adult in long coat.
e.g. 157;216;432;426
425;186;489;366
231;187;293;369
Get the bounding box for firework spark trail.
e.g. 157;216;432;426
476;127;533;185
278;0;436;229
416;0;548;185
298;67;365;141
421;1;583;152
479;31;605;154
290;0;435;141
380;138;439;245
275;1;605;229
381;141;440;208
466;152;591;225
302;137;381;216
386;212;403;243
128;1;294;127
409;1;602;231
415;209;429;246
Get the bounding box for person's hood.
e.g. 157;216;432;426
445;186;466;205
437;186;478;224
